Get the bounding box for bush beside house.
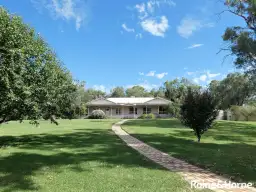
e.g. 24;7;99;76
89;110;106;119
138;113;156;119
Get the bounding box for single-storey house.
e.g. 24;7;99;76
87;97;171;118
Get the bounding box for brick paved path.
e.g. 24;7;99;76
112;120;256;192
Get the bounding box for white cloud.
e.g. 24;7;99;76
206;71;220;78
204;22;215;28
155;72;168;79
146;71;156;76
190;70;222;84
199;74;207;82
135;0;175;19
135;3;148;20
147;1;155;13
177;18;203;38
125;0;175;38
139;82;158;90
187;44;204;49
122;23;135;33
93;85;106;92
187;71;195;75
147;0;176;13
193;78;199;84
140;71;168;79
141;16;169;37
136;33;143;39
31;0;87;31
177;18;213;38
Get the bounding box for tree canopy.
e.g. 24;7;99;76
125;86;151;97
110;86;125;97
164;78;200;103
222;0;256;74
209;73;255;109
0;7;76;124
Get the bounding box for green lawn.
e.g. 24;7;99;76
122;119;256;186
0;120;207;192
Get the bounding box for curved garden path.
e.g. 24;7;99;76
112;120;256;192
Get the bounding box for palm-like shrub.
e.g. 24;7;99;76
89;110;106;119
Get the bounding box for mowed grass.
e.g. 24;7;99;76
0;120;207;192
122;119;256;185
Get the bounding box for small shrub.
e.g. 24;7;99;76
180;89;218;142
122;116;134;119
138;113;155;119
89;110;106;119
147;113;155;119
138;114;147;119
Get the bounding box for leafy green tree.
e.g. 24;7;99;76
0;7;76;125
83;89;106;103
164;78;200;103
209;73;255;109
126;86;148;97
230;105;256;121
69;81;87;118
168;102;181;118
110;86;125;97
150;87;165;98
222;0;256;74
180;89;218;142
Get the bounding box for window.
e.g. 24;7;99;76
116;108;121;115
159;106;167;114
129;107;137;114
143;107;151;114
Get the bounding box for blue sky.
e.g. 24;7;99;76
2;0;244;92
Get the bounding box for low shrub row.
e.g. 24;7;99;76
88;110;159;120
138;113;155;119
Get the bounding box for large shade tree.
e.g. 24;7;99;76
126;86;150;97
83;89;106;103
110;86;125;97
150;87;165;98
164;78;200;103
164;78;201;118
209;73;255;109
222;0;256;74
0;7;76;124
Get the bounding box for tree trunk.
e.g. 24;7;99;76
0;117;7;124
196;130;201;143
50;115;59;125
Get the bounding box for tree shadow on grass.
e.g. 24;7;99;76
124;119;185;129
0;129;163;192
128;132;256;186
212;121;256;138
